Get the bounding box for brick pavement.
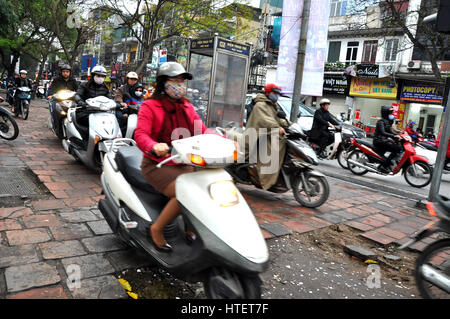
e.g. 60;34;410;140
0;98;437;299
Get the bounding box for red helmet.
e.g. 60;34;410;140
264;83;282;94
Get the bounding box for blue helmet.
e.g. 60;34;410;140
408;121;415;127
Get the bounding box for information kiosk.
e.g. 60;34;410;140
187;36;251;128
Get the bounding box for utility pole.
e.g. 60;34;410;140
290;0;311;123
257;0;270;51
428;77;450;201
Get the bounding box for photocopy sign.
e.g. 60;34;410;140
301;0;330;96
276;0;304;95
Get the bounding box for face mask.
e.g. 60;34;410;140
388;115;395;120
268;93;279;102
135;91;143;97
94;76;105;85
165;81;186;99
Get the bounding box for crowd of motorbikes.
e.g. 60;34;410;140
1;80;448;298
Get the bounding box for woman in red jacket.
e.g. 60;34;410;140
134;62;213;252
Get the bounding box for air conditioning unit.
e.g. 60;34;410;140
407;60;421;70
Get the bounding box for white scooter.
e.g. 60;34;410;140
98;134;269;298
62;96;122;171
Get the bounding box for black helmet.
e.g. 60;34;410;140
60;64;71;71
381;105;393;120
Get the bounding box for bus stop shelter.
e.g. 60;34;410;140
187;36;251;128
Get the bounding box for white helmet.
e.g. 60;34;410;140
19;70;27;75
126;71;138;79
319;98;331;106
157;62;192;80
91;65;107;76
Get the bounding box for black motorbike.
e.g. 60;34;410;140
400;195;450;299
0;96;19;140
13;86;31;120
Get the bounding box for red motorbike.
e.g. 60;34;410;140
347;132;433;188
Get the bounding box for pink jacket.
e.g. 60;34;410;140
134;97;212;164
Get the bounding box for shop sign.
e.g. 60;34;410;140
349;77;397;99
323;74;348;95
356;64;379;78
345;64;393;78
400;81;443;104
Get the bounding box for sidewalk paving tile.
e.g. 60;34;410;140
61;254;115;280
6;228;51;246
39;240;87;260
0;219;22;231
5;262;61;293
0;244;40;268
22;214;63;228
69;275;127;299
8;285;68;299
360;230;396;246
81;234;127;253
282;220;314;234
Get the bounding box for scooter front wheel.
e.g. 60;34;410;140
414;238;450;299
337;148;349;169
292;173;330;208
404;160;432;188
0;110;19;140
204;267;261;299
21;100;29;120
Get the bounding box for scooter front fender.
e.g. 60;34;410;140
306;169;326;178
125;113;137;139
176;169;269;265
409;154;430;164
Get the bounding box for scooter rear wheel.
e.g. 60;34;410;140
414;238;450;299
204;267;261;299
347;150;369;176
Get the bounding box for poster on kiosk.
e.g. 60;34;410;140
187;36;251;128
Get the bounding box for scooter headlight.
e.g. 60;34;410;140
209;180;239;207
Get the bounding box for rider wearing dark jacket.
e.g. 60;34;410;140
74;65;111;140
309;98;339;158
12;70;32;114
48;65;79;138
48;65;78;97
373;105;402;173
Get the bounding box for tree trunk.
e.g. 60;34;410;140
8;52;20;77
136;44;153;74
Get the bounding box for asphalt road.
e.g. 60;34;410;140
315;158;450;202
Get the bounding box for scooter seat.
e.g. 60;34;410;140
354;138;374;149
115;146;161;195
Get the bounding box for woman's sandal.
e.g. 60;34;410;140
185;229;196;245
148;225;172;253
